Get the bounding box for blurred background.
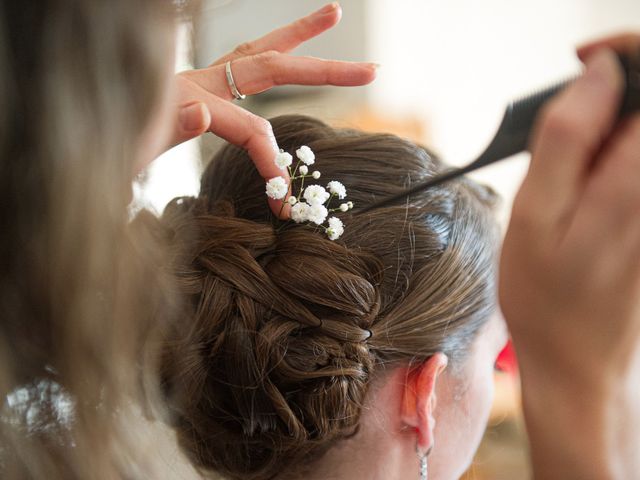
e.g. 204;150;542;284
135;1;640;478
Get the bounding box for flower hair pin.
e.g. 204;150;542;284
265;146;353;240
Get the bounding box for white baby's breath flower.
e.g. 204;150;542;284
290;202;310;223
327;181;347;199
270;145;352;236
328;216;343;228
307;204;328;225
274;150;293;170
265;176;288;200
296;145;315;165
303;185;330;206
326;216;344;240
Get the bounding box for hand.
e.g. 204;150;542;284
168;3;377;216
500;38;640;479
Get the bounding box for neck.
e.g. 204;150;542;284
302;431;406;480
289;369;420;480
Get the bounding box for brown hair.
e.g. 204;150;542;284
0;0;180;477
158;115;499;480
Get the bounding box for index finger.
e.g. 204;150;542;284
209;99;290;217
212;2;342;67
577;33;640;61
178;80;290;217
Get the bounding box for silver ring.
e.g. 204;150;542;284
224;60;246;100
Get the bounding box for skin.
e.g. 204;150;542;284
500;36;640;479
426;317;509;479
299;316;508;480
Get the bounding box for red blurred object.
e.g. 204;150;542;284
495;340;518;376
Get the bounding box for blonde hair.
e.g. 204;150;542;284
0;0;180;477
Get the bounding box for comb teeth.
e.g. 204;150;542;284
471;75;578;167
511;75;579;108
504;76;577;133
470;74;579;169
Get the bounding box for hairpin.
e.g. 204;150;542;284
265;146;353;240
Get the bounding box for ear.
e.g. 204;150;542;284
400;353;448;453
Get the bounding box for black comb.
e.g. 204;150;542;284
359;48;640;214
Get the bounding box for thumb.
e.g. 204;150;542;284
170;102;211;148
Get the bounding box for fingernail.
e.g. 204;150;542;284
584;48;623;90
180;103;208;131
368;62;381;70
318;2;339;14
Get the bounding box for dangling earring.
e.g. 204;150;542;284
416;444;432;480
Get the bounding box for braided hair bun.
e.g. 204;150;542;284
158;115;499;480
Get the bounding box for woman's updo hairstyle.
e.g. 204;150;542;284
158;115;499;480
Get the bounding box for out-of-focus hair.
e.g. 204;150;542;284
158;115;499;480
0;0;180;477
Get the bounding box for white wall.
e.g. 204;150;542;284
367;0;640;224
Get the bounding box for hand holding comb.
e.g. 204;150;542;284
358;48;640;214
